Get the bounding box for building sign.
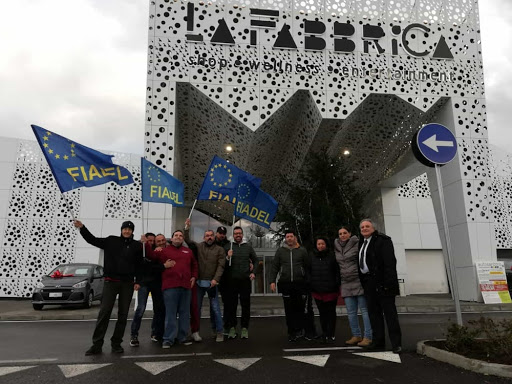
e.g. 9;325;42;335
182;2;455;82
475;262;512;304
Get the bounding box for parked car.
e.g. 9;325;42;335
503;259;512;293
32;263;104;310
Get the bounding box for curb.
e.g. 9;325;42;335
416;340;512;379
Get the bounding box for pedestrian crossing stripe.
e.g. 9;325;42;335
135;361;185;375
58;363;112;378
214;357;261;371
352;352;402;364
284;355;330;367
0;366;36;377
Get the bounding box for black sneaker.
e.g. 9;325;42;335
85;345;102;356
130;336;139;347
111;345;124;353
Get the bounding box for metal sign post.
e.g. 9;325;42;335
412;123;462;325
434;164;463;325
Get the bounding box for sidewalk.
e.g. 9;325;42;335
1;294;511;321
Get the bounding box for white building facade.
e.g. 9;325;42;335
0;0;507;300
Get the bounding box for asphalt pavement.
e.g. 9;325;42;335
1;295;512;383
1;315;511;384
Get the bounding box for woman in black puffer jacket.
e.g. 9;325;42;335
306;236;341;342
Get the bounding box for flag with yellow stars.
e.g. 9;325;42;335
234;175;278;229
141;157;184;206
197;155;261;202
31;125;134;193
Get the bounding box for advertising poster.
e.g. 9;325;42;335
476;261;511;304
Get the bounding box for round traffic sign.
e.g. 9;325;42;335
412;123;457;166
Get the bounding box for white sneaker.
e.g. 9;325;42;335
191;332;202;342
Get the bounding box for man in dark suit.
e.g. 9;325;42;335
358;218;402;354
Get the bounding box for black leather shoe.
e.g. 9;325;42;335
392;346;402;354
111;345;124;353
85;345;102;356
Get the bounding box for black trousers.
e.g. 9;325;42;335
314;299;337;338
279;282;307;336
92;280;134;347
223;278;251;329
362;278;402;348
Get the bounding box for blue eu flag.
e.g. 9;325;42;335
235;176;278;229
197;155;261;203
31;125;134;193
141;158;184;206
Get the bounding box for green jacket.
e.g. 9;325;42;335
223;242;257;281
269;245;308;284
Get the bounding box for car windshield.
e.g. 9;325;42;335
49;265;91;276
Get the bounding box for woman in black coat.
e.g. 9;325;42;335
307;237;341;342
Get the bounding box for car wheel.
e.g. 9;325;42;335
84;291;93;309
33;304;44;310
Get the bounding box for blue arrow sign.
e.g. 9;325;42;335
416;123;457;165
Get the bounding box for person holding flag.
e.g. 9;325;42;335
223;226;258;339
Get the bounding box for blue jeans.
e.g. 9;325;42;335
130;282;165;339
345;295;372;339
163;287;191;344
197;285;223;333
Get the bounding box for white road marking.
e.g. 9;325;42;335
352;351;402;364
122;352;212;359
135;361;185;375
283;346;359;352
58;363;111;378
284;355;330;367
0;366;36;377
214;358;261;371
0;358;57;364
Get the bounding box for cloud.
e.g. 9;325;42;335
0;0;148;154
479;0;512;151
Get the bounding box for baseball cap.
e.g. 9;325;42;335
216;226;227;234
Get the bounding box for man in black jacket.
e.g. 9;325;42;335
358;219;402;354
74;220;143;355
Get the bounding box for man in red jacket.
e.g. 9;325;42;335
143;230;198;348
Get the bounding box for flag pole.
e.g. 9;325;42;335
141;156;146;258
61;193;76;221
188;199;197;219
141;200;146;258
229;213;236;266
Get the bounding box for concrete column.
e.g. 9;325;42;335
426;99;497;302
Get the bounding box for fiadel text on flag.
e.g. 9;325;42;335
235;175;278;229
141;157;184;206
31;125;134;193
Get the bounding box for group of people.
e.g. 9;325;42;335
74;217;402;356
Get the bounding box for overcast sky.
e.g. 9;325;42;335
0;0;510;155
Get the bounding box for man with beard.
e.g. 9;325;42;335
185;219;226;342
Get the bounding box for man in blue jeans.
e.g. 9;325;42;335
185;218;226;342
130;233;170;346
143;230;198;348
